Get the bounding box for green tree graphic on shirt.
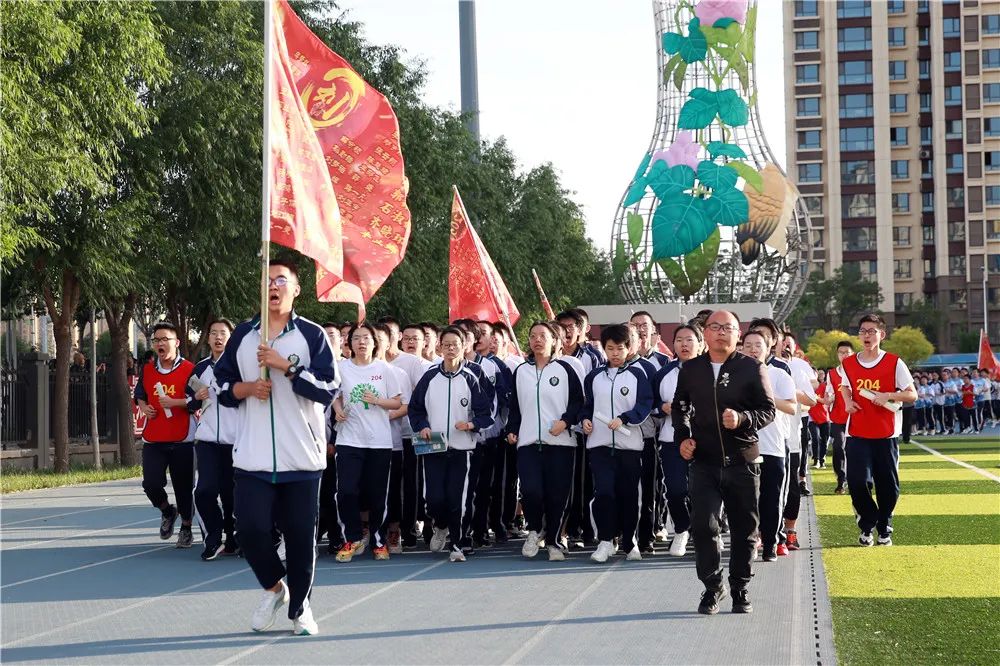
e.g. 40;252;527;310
350;382;379;410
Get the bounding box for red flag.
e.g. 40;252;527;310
268;2;343;286
978;329;999;379
275;0;410;319
449;187;520;327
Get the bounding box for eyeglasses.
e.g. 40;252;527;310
858;328;881;336
705;323;739;333
151;337;177;344
441;342;461;350
208;331;229;338
268;276;292;288
401;335;422;342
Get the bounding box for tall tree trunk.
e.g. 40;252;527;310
41;267;81;473
105;294;138;466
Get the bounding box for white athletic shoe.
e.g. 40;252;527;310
669;531;690;557
655;528;670;543
625;546;642;561
292;600;318;636
522;531;540;558
547;545;565;561
251;580;289;632
449;545;466;562
590;540;615;563
429;527;449;553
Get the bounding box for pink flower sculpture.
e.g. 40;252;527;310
695;0;748;26
651;131;701;171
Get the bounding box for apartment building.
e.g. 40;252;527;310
784;0;1000;351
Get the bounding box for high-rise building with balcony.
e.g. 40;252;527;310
784;0;1000;350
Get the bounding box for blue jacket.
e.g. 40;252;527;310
408;361;494;451
581;364;654;451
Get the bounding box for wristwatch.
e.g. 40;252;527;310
284;354;301;378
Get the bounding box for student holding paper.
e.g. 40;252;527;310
506;322;584;561
408;326;494;562
838;314;917;547
580;324;654;564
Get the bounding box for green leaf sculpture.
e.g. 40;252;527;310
727;160;764;192
626;212;644;250
623;152;652;206
657;226;721;297
612;238;628;279
696;160;739;191
703;185;749;226
677;89;718;129
716;89;749;126
706;141;747;159
651;192;715;258
661;17;708;64
648;164;695;199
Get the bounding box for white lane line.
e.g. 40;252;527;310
3;517;158;551
503;560;623;665
217;559;449;665
1;544;173;589
0;565;254;648
0;503;142;527
911;439;1000;483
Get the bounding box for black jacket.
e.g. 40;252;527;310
671;351;776;466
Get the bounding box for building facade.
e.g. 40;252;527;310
784;0;1000;351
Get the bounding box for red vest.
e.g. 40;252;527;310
828;368;848;425
141;359;195;442
841;352;898;439
808;382;830;423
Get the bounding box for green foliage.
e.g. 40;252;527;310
651;194;714;259
706;141;747;160
678;87;749;130
788;268;883;333
904;298;944;346
661;17;708;64
883;326;935;367
955;329;981;354
805;330;860;370
659;227;721;298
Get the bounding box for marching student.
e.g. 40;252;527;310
506;322;584;561
408;326;494;562
580;324;654;563
318;322;344;552
838;314;917;546
653;324;704;557
190;318;240;560
809;369;832;469
740;330;796;562
134;321;197;549
373;324;413;554
214;259;338;636
826;341;855;494
396;323;433;549
625;319;663;554
332;322;403;562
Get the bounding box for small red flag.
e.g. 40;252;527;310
275;0;410;319
449;187;520;327
978;329;999;379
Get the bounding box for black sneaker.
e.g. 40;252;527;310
159;505;178;540
492;527;509;544
177;524;194;549
223;533;240;556
761;545;778;562
640;543;655;556
799;481;812;497
472;533;491;549
732;589;753;614
201;536;225;561
698;587;727;615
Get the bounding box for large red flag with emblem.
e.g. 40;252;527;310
274;0;410;318
978;329;999;379
449;187;520;327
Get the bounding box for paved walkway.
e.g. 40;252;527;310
1;479;836;665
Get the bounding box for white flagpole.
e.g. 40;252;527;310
259;0;274;377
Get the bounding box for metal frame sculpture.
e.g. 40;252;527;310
611;0;811;322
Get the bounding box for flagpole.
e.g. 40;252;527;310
531;268;555;320
259;0;274;377
983;265;989;343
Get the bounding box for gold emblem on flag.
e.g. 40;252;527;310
301;67;366;128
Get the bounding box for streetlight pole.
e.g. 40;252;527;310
984;265;989;343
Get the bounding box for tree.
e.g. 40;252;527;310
804;329;860;369
903;298;944;346
956;329;980;354
883;325;934;366
787;267;882;332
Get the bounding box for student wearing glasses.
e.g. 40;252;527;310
837;314;917;547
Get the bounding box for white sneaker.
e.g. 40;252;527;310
655;528;670;543
251;580;289;632
292;600;318;636
590;540;615;563
449;545;466;562
669;531;689;557
522;531;540;558
547;545;565;561
625;546;642;561
429;527;449;553
276;539;286;563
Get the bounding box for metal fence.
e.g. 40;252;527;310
48;369;113;440
1;366;28;445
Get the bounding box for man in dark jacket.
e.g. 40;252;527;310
672;310;775;616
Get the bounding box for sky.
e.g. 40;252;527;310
335;0;787;252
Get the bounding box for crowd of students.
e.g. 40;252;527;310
133;259;936;633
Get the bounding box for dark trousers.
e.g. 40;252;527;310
798;418;809;478
234;472;319;620
472;437;506;539
502;442;519;528
758;454;785;549
142;442;194;520
565;434;595;541
846;436;900;536
689;460;760;592
387;450;403;524
318;451;341;546
588;447;642;551
809;422;830;463
517;444;575;536
422;448;475;548
400;438;423;541
932;405;945;432
659;441;691;533
194;441;234;540
637;437;661;547
901;405;913;443
335;445;391;548
783;452;802;522
830;423;847;487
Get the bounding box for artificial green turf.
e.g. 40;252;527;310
830;597;1000;666
818;513;1000;547
813;479;1000;495
0;464;142;493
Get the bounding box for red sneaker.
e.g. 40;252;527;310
786;531;801;551
776;543;789;556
